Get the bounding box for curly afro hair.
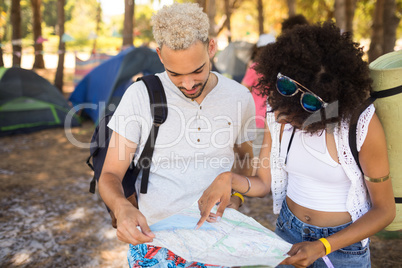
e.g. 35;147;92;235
281;14;309;32
255;22;372;133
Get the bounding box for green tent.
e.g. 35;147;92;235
0;67;80;137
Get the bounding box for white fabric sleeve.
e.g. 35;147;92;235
235;92;257;144
107;82;152;144
357;104;375;152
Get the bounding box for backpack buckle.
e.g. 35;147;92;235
153;115;165;126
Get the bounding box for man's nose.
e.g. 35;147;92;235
181;76;196;90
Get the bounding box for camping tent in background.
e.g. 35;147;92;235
69;46;164;123
0;67;81;137
74;53;111;86
214;41;253;83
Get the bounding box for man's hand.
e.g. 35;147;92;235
114;203;155;245
196;172;233;229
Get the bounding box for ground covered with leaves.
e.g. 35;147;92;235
1;118;401;268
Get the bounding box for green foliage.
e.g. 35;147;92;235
229;0;260;41
65;0;100;47
42;0;58;29
102;14;124;42
297;0;334;24
2;0;401;54
354;0;376;41
0;0;9;41
134;4;154;45
21;0;33;38
42;0;74;31
227;0;288;42
397;0;402;39
99;3;155;48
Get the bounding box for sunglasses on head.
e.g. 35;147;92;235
276;73;328;113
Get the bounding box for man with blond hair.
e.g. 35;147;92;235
99;2;256;267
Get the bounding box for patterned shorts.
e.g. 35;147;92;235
127;244;228;268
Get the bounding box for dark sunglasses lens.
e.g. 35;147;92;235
277;77;298;96
302;93;322;112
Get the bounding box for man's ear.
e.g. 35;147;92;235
208;38;217;59
156;47;164;64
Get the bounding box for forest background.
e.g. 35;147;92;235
1;0;402;91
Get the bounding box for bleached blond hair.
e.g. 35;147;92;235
152;2;209;50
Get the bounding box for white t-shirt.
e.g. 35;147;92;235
108;71;256;225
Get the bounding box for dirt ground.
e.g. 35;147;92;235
1;67;402;267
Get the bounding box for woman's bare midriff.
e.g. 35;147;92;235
286;196;352;227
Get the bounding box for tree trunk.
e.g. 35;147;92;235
123;0;134;48
345;0;356;34
217;0;241;36
1;9;8;67
194;0;215;37
368;0;385;63
257;0;264;35
196;0;207;10
54;0;65;91
224;0;231;43
31;0;45;69
0;44;4;67
11;0;22;67
92;1;102;54
383;0;400;53
206;0;217;37
334;0;356;34
287;0;296;17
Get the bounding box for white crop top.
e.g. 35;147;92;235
281;125;351;212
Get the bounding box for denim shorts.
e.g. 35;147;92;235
275;199;370;268
127;244;229;268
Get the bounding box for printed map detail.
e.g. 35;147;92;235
147;202;292;267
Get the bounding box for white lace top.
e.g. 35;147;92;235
268;104;375;246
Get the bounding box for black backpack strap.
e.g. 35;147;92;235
88;114;114;194
132;75;168;194
349;96;377;172
349;84;402;203
371;84;402;99
284;127;296;166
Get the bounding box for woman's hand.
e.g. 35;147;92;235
205;195;244;224
227;195;243;210
196;172;233;229
280;241;326;268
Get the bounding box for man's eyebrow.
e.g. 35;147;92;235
166;63;206;76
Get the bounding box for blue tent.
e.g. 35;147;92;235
69;46;164;122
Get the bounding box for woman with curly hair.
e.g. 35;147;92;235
198;22;395;267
